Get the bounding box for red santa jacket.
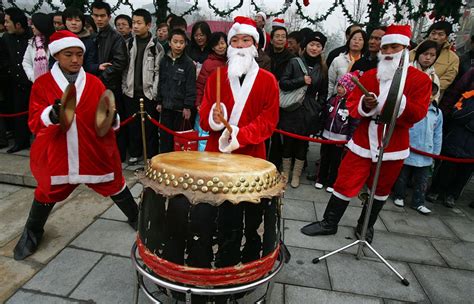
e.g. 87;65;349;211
346;66;431;162
199;61;279;159
29;63;123;187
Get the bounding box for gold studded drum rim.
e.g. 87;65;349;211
140;151;285;205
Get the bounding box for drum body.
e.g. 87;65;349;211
137;151;285;288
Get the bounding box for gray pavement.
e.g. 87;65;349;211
1;143;473;304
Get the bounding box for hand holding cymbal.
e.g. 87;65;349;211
59;84;77;132
95;90;116;137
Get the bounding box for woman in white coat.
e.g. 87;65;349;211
22;13;55;82
327;29;367;96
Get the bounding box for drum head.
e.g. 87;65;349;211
59;84;77;132
95;90;116;137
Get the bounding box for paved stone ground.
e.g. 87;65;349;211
1;143;473;303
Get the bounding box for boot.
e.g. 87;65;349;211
290;159;305;188
14;200;55;260
355;199;385;244
281;158;292;183
301;195;348;236
111;187;139;230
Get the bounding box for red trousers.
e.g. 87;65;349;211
34;176;125;203
333;151;404;201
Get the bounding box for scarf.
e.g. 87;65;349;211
33;35;49;80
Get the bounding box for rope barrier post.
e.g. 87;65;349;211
139;98;148;171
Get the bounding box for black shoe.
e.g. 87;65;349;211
0;142;8;149
306;173;317;181
7;144;29;154
300;195;348;236
301;220;337;236
111;187;139;231
443;196;455;208
425;192;439;203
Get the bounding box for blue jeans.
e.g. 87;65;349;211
392;165;430;208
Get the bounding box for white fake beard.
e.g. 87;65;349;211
227;45;258;78
377;50;404;82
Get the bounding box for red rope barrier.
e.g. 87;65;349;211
147;115;210;140
274;129;348;145
409;147;474;164
0;111;28;118
119;113;137;127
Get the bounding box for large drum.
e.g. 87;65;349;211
137;151;285;295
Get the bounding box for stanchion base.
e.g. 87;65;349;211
401;278;410;286
312;258;320;264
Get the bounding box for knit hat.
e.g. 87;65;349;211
272;18;285;28
381;24;412;46
31;13;55;40
303;31;327;48
337;72;358;94
227;16;259;45
49;30;86;56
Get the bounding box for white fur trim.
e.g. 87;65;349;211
228;23;259;44
333;191;352;201
49;36;86;56
368;120;380;162
346;139;372;158
374;194;389;201
228;61;259;126
51;173;114;185
357;93;378;117
397;95;406;118
41;105;55;127
208;103;228;131
381;34;410;47
218;125;240;153
322;129;348;141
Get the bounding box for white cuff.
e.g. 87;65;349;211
208;103;228;131
40;105;55;127
112;113;120;131
397;95;407;118
218;125;240;153
357;93;378;117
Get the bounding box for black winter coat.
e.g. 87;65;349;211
442;94;474;158
1;30;33;88
267;47;295;81
158;53;196;111
279;55;328;135
94;24;128;91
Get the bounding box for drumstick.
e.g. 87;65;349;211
215;67;233;134
351;76;371;97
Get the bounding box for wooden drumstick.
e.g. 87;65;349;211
351;76;371;97
216;67;233;134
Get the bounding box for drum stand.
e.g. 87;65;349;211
311;122;410;286
131;243;285;304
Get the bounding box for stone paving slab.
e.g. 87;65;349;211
282;198;316;222
326;254;427;302
6;290;85;304
410;263;474;304
284;183;330;203
430;239;474;271
363;231;446;267
440;216;474;242
100;204;128;221
70;219;136;257
379;210;457;239
285;285;383;304
70;255;136;303
0;189;113;264
270;283;284;304
284;219;359;254
0;188;35;247
275;246;330;289
0;256;41;303
0;184;22;200
23;248;102;296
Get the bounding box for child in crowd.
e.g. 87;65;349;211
392;40;443;214
315;72;359;192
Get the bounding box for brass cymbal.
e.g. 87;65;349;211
95;89;116;137
59;84;77;132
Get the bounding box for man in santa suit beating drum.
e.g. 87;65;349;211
13;31;139;261
301;25;432;243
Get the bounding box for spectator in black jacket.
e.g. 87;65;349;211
91;0;129;161
351;26;386;73
157;29;196;153
326;24;361;68
2;7;33;153
287;30;303;56
114;14;132;44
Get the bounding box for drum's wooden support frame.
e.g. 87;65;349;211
131;242;284;304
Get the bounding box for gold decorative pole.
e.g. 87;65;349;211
139;98;148;170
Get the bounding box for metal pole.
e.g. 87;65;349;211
139;98;148;171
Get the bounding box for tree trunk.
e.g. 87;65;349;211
156;0;168;24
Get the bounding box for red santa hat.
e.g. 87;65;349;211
272;18;286;28
227;16;260;44
49;30;86;56
381;24;412;47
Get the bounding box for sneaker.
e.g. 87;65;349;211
314;182;323;189
393;198;404;207
425;192;438;203
413;205;431;215
443;196;455;208
128;157;139;165
326;187;334;193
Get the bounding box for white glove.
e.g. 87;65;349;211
218;125;240;153
209;103;228;131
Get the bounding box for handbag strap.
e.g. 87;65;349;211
295;57;308;76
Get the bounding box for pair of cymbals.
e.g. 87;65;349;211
59;84;115;137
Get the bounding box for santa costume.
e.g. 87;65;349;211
301;25;432;243
13;31;138;261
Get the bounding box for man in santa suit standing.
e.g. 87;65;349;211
13;31;139;261
199;16;279;266
300;24;432;243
